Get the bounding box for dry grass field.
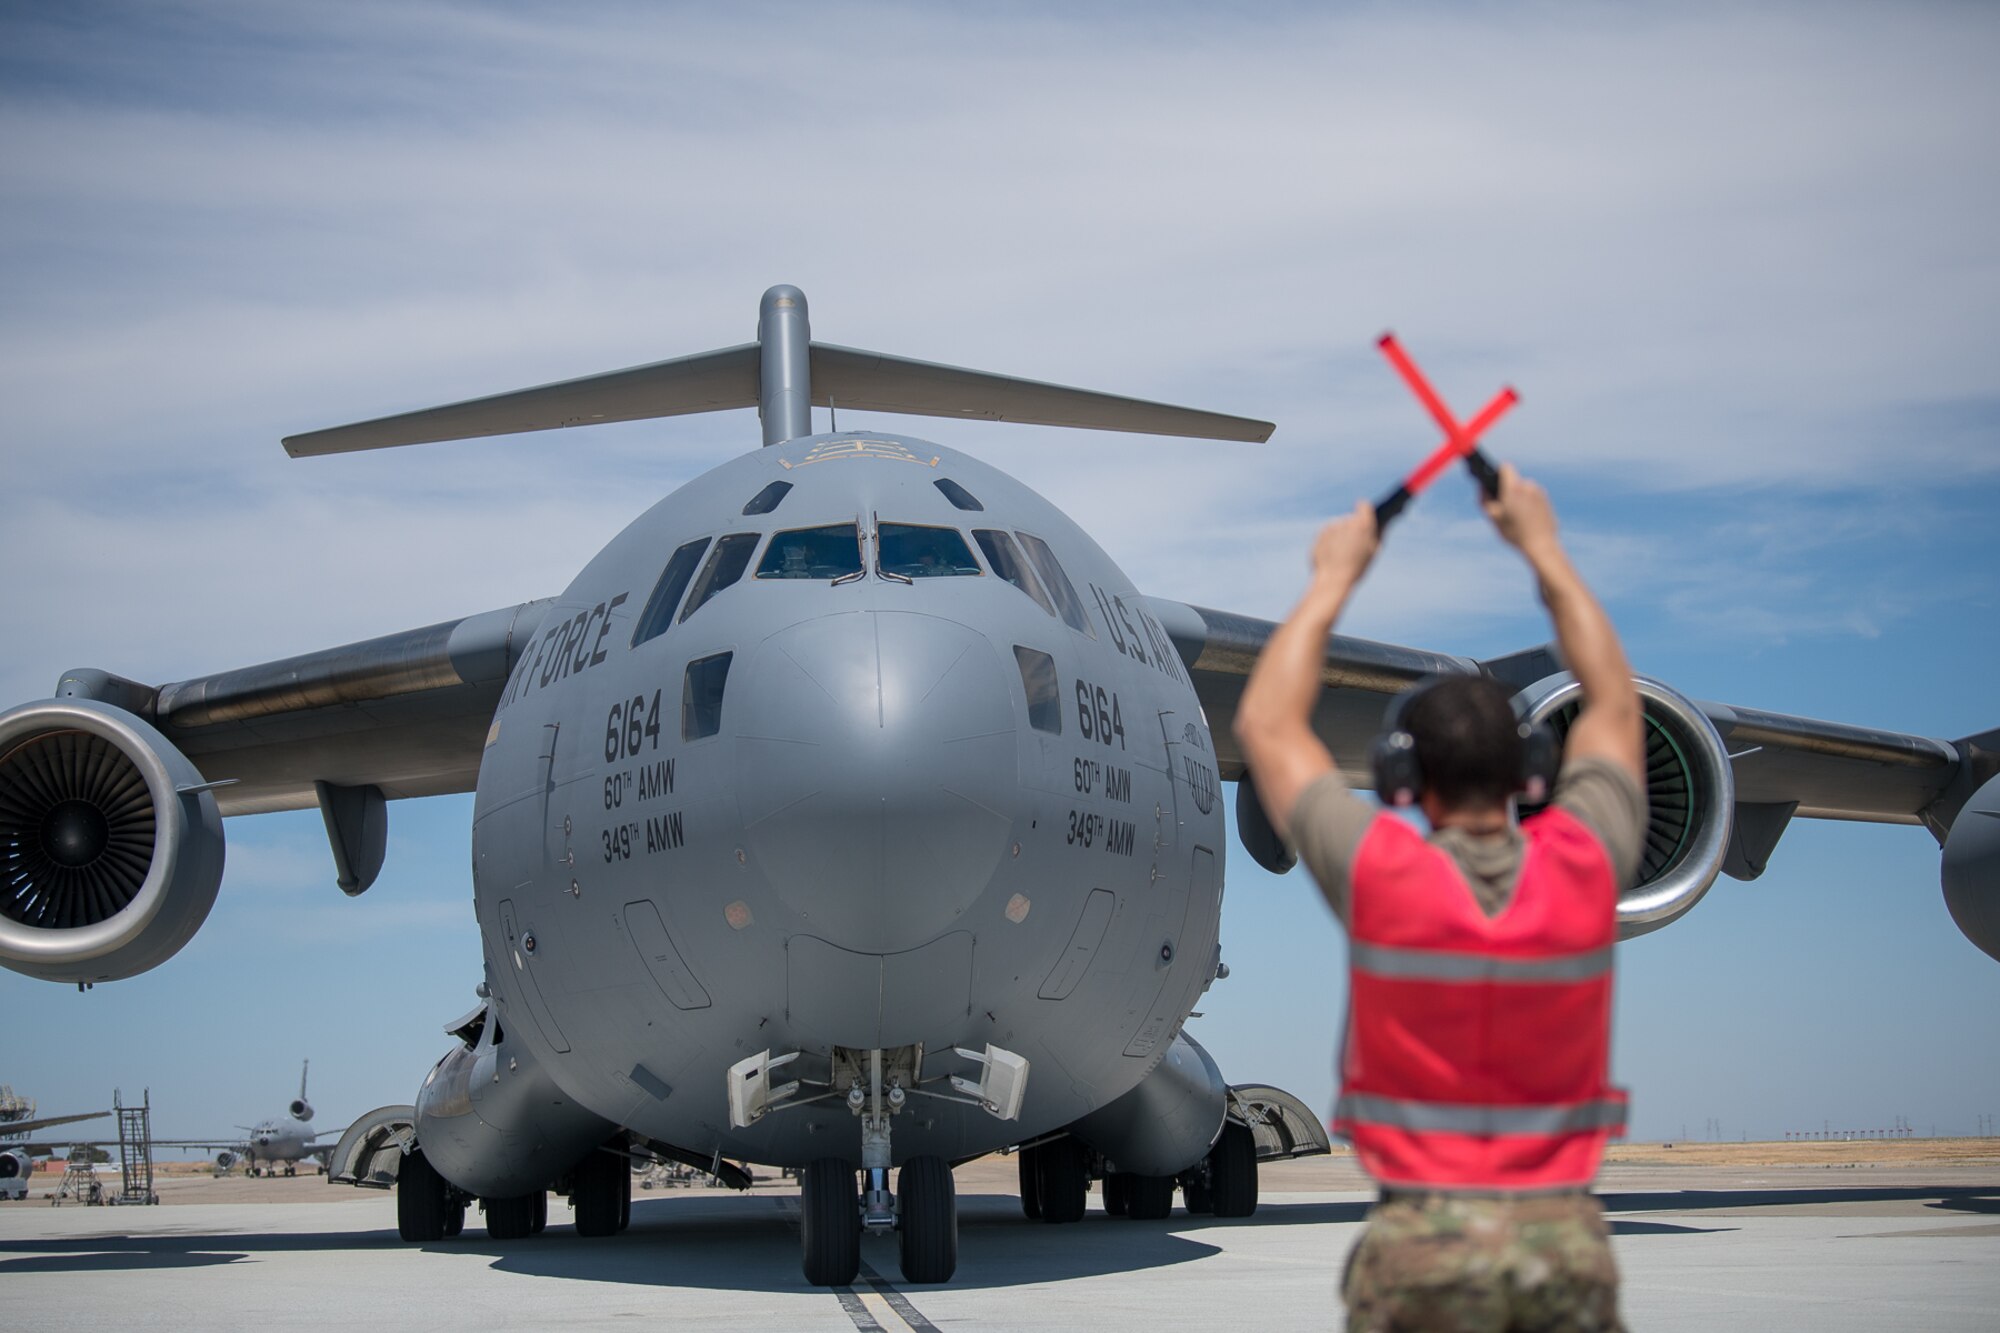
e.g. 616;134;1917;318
9;1137;1996;1208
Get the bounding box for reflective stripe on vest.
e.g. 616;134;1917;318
1349;941;1614;984
1336;1093;1628;1137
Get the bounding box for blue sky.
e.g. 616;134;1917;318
2;1;1997;1146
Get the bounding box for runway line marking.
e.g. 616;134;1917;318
859;1260;941;1333
772;1194;940;1333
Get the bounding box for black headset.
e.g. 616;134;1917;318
1368;675;1561;809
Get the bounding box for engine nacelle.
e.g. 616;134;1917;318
1942;773;2000;964
0;699;226;984
289;1099;314;1122
0;1147;30;1180
1515;674;1735;938
413;1000;613;1198
1069;1030;1227;1177
214;1150;236;1170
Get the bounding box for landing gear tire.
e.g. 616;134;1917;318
442;1198;465;1238
1207;1121;1259;1218
1124;1174;1175;1220
530;1189;547;1235
1033;1137;1088;1224
396;1149;450;1243
484;1191;540;1241
617;1163;631;1233
1102;1173;1131;1217
896;1155;958;1284
801;1158;860;1287
1180;1175;1213;1214
572;1147;625;1238
1017;1150;1042;1220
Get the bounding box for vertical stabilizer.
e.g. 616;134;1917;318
758;285;812;446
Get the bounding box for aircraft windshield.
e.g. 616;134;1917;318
680;532;760;621
973;529;1056;617
877;524;982;579
1016;532;1095;637
756;523;863;580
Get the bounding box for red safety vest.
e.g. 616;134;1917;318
1333;806;1627;1191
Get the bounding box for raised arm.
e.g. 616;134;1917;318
1231;499;1381;841
1483;465;1643;785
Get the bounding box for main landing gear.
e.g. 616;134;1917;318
395;1147;466;1243
1015;1121;1260;1225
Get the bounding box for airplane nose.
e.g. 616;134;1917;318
736;610;1019;952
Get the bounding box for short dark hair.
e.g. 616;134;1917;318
1402;675;1526;810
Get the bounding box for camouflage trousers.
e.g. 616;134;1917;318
1342;1190;1624;1332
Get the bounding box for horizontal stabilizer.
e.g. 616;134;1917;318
284;341;1272;456
284;345;761;456
809;343;1273;442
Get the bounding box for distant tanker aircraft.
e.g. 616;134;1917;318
2;288;1994;1284
158;1061;341;1177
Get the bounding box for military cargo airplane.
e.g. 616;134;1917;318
1;287;1994;1285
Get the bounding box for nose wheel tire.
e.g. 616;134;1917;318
896;1155;958;1284
1032;1136;1088;1224
1207;1120;1259;1218
442;1197;466;1237
484;1191;542;1240
1124;1173;1176;1220
1102;1172;1131;1216
801;1157;860;1287
1017;1150;1042;1219
395;1148;451;1243
573;1146;626;1237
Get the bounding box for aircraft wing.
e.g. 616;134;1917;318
1;1110;111;1138
1141;596;1996;887
53;598;557;818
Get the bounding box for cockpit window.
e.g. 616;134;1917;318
683;652;732;740
755;523;864;581
631;537;711;647
973;529;1056;617
742;480;794;516
877;524;982;579
680;532;760;621
1013;647;1061;734
933;478;984;512
1016;532;1096;637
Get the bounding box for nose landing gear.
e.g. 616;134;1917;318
732;1043;1022;1287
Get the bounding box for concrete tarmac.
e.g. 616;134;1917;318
2;1156;1996;1330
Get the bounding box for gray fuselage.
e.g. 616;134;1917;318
468;432;1226;1167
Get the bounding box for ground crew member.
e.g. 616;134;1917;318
1234;464;1646;1331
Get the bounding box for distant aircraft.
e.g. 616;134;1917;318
1;288;1994;1285
159;1061;341;1176
1;1086;110;1200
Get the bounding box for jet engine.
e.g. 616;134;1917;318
289;1098;314;1122
1515;674;1735;938
0;1148;30;1181
0;699;226;984
1942;773;2000;964
214;1150;237;1170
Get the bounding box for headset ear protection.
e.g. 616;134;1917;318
1368;676;1561;808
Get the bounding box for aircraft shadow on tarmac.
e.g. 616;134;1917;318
0;1228;407;1276
465;1194;1226;1293
1598;1185;2000;1216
